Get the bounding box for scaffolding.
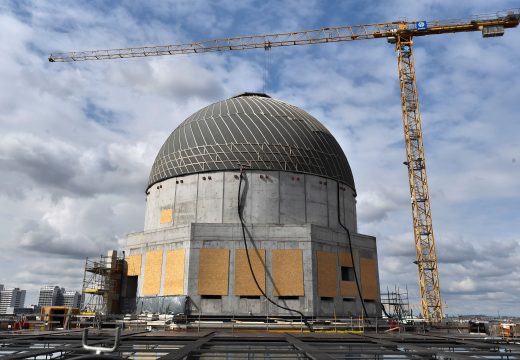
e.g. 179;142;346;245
381;285;412;321
81;251;124;316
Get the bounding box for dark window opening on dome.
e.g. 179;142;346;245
278;296;299;300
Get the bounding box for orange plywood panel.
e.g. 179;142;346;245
143;250;163;296
235;249;265;296
198;248;229;295
340;281;357;298
361;257;379;300
339;252;353;267
272;249;304;296
126;255;142;276
163;249;185;295
160;208;173;224
317;251;337;297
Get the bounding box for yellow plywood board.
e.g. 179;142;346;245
126;255;142;276
163;249;185;295
235;249;266;296
272;249;304;296
339;252;353;267
361;257;379;300
198;248;229;295
317;251;337;297
143;250;163;296
160;208;173;224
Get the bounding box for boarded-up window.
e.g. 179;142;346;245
126;255;142;277
339;252;357;297
272;249;304;296
198;248;229;295
160;208;173;224
235;249;265;296
163;249;185;295
143;250;163;296
317;251;337;297
361;257;379;300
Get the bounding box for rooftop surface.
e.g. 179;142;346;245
1;329;519;359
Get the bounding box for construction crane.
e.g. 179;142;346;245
49;9;520;322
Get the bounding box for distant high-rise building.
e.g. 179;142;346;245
0;287;26;314
38;286;61;307
57;287;65;306
62;291;81;308
38;286;81;308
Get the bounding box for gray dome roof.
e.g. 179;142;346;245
148;93;355;190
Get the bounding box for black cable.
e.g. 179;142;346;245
238;167;313;332
337;182;370;322
381;303;392;319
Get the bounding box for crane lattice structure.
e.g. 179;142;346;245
49;9;520;322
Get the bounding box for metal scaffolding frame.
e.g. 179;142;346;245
381;286;412;320
81;253;124;315
1;330;519;359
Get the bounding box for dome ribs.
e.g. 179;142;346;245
147;95;355;191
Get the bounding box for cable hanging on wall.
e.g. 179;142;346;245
237;166;313;332
337;181;370;322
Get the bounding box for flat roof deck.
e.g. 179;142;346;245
1;329;520;359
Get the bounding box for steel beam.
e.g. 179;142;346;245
156;332;215;360
284;334;336;360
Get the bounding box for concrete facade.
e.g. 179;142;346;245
38;286;80;308
0;288;26;315
125;171;380;317
38;286;61;307
62;291;82;308
144;171;357;233
123;94;381;318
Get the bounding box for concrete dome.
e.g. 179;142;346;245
148;93;355;191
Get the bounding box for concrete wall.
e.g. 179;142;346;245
127;169;379;318
124;223;380;318
144;171;357;233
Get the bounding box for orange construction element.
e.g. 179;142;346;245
272;249;304;296
163;249;185;295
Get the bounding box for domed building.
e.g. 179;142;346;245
124;93;381;317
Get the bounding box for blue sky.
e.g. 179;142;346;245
0;0;519;316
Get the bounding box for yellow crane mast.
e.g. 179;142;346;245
49;9;520;322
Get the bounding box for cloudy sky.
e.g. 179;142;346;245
0;0;518;316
